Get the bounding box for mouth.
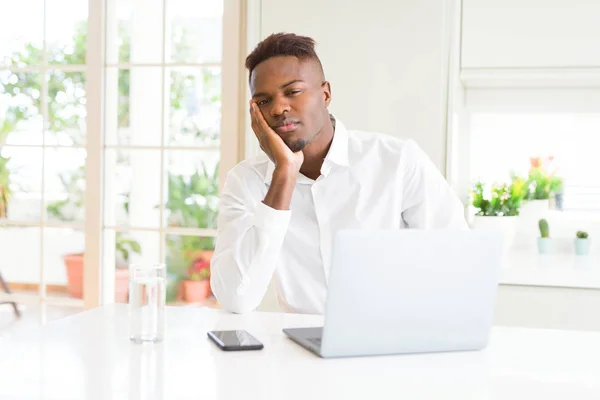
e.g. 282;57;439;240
273;120;300;134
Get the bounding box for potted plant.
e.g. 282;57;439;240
537;219;553;254
522;156;563;213
575;231;590;256
514;157;563;250
470;177;526;253
183;257;212;302
0;155;9;219
164;163;219;300
62;232;141;300
63;253;85;298
114;232;142;302
47;167;142;300
0;115;17;219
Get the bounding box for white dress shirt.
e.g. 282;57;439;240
211;118;467;314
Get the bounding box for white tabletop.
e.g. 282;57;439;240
2;304;600;400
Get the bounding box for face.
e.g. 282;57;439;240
250;56;331;152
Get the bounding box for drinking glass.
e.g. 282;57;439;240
129;264;166;343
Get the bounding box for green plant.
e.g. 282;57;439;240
471;176;526;216
576;231;589;240
45;165;143;264
549;176;563;194
0;113;19;218
165;162;219;252
115;232;142;264
539;219;550;238
0;155;10;218
187;258;211;281
526;156;563;200
46;165;85;221
164;162;219;282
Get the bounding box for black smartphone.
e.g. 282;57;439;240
207;330;264;351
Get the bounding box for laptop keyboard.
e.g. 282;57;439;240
307;337;322;347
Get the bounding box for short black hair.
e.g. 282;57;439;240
245;32;324;80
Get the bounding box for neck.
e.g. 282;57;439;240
299;115;335;180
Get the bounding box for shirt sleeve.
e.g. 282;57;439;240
400;140;468;229
210;165;291;313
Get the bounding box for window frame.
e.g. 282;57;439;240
0;0;249;310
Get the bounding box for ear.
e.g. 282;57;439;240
321;81;332;107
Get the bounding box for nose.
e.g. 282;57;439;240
270;94;291;118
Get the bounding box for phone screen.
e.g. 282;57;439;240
208;330;263;350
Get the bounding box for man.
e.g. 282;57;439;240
210;33;467;314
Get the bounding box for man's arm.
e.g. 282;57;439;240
400;140;468;229
210;167;295;313
210;102;302;313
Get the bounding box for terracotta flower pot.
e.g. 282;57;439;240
184;280;211;303
114;268;130;303
63;254;131;302
63;253;84;298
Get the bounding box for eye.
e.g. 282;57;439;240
287;89;302;96
256;99;269;106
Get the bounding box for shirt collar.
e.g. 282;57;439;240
263;115;349;184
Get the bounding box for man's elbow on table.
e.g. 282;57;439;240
210;274;261;314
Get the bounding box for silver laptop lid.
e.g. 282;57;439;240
320;229;502;358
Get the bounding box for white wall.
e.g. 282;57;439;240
462;0;600;69
258;0;451;172
251;0;453;312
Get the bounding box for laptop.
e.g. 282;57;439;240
283;229;502;358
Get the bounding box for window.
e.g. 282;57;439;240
0;0;242;312
0;0;89;306
101;0;225;305
469;111;600;212
459;87;600;258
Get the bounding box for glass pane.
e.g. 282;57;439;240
43;228;84;300
167;0;223;64
104;229;160;304
46;0;88;65
164;150;219;229
165;234;215;305
46;71;86;145
105;0;164;65
167;67;221;147
0;147;42;222
104;149;161;229
0;71;43;145
45;148;86;224
0;0;44;67
104;68;162;146
0;226;40;297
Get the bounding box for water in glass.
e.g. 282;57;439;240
129;264;166;343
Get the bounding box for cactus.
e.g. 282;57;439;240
576;231;589;239
539;219;549;238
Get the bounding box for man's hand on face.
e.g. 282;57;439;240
250;101;304;176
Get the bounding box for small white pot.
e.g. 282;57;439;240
537;237;554;254
513;199;550;251
575;239;590;256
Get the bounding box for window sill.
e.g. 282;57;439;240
500;251;600;289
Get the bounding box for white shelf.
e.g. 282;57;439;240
500;251;600;289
